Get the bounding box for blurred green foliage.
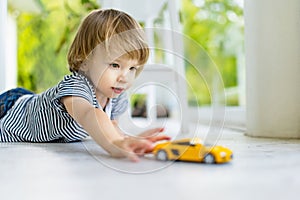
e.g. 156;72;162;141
16;0;98;92
182;0;244;105
13;0;243;105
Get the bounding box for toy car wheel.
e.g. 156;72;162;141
156;150;168;161
204;153;215;164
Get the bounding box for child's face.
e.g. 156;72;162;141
83;45;140;101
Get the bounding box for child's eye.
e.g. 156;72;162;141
110;63;120;68
130;66;137;71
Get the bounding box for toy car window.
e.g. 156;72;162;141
175;142;195;146
175;142;190;145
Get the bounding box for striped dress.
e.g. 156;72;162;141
0;72;128;142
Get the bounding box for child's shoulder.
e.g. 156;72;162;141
62;72;84;82
58;72;92;88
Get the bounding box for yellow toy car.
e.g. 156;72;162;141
152;138;233;164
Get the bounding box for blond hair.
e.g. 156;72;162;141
67;9;149;75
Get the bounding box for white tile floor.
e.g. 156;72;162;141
1;122;300;200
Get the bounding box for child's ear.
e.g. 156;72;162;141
80;61;88;72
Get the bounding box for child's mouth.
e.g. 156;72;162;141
112;87;124;94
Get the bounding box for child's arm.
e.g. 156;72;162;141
62;96;152;161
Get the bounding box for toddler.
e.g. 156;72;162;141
0;9;170;161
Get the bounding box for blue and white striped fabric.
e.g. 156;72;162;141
0;72;128;143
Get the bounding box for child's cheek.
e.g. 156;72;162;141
126;72;135;82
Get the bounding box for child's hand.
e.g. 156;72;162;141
138;127;171;142
138;127;171;153
110;128;170;162
111;137;153;162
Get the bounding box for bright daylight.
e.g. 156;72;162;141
0;0;299;200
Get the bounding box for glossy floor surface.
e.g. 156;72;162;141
1;124;300;200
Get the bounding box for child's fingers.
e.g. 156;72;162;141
121;146;140;162
147;135;171;142
124;138;153;162
127;152;140;162
139;127;165;137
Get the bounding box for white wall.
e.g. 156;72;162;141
245;0;300;138
5;15;18;90
0;0;8;92
0;0;17;92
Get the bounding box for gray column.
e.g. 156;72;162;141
245;0;300;138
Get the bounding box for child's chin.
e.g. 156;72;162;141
110;93;121;98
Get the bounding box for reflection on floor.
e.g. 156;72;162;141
0;121;300;200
